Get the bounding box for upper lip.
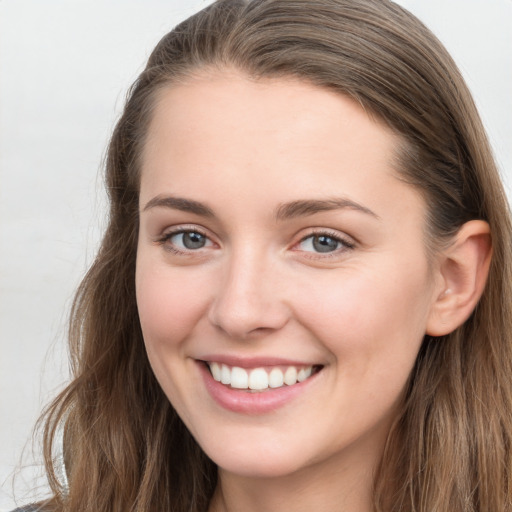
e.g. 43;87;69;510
197;355;322;369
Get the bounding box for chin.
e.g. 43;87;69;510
216;456;306;479
198;435;314;479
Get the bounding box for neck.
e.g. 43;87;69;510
208;446;378;512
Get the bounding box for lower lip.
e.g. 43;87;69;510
198;362;320;414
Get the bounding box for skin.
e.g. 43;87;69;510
135;69;485;512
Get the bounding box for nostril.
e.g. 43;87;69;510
208;308;289;340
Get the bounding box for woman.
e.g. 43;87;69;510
17;0;512;510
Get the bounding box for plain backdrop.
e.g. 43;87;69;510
1;1;511;510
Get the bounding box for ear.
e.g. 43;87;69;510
426;220;492;337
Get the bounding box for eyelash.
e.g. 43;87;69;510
155;226;212;256
296;229;356;258
155;227;356;258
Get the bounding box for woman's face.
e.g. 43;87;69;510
136;70;440;479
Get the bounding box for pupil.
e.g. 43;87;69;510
183;232;206;249
313;235;338;253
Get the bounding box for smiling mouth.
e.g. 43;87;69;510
205;362;323;392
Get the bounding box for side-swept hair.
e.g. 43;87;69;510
39;1;512;510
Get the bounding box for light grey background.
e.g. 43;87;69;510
1;1;511;510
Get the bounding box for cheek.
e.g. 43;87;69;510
135;259;210;348
293;261;432;366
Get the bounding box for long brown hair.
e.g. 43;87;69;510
38;1;512;510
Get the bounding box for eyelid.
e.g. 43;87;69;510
155;224;217;254
153;224;356;258
292;228;356;257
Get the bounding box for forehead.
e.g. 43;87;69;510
139;69;424;225
144;70;393;160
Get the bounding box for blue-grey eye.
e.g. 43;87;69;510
299;234;342;253
171;231;208;250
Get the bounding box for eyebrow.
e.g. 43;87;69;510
143;195;215;217
274;198;380;221
142;195;379;220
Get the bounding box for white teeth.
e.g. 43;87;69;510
268;367;284;388
220;364;231;385
230;367;248;389
284;366;297;386
249;368;268;390
210;362;221;381
297;367;312;382
208;362;316;391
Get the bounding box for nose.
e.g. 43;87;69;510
208;248;290;339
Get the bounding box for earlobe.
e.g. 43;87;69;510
426;220;492;337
